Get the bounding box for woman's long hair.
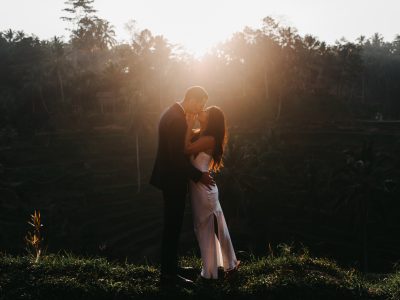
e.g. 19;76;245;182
202;106;227;173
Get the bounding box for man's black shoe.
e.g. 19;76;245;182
218;266;225;279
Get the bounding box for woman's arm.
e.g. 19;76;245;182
184;114;215;155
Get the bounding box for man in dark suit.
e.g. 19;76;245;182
150;86;215;288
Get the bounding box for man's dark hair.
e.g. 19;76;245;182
183;86;208;102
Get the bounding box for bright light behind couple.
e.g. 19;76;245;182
1;0;400;298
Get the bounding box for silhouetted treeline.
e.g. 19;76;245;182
1;0;400;135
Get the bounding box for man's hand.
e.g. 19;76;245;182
199;171;216;190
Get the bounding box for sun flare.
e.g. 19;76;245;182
111;0;261;58
171;27;225;58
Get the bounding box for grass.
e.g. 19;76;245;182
1;244;397;300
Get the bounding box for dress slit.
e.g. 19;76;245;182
213;213;219;239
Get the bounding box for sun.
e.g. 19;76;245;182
119;0;241;58
163;23;228;58
177;35;217;58
109;0;264;58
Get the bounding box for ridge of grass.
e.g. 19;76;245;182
0;245;397;300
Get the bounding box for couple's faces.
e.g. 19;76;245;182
187;97;208;124
187;97;207;114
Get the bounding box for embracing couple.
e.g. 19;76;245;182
150;86;240;289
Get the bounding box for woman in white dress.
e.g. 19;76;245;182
184;106;240;280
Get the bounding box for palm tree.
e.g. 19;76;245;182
92;18;116;50
153;35;171;112
260;17;280;101
122;87;153;193
46;36;69;108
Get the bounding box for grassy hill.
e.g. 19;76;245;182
1;244;398;300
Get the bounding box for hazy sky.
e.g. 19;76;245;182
1;0;399;56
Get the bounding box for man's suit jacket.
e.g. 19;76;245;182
150;103;203;193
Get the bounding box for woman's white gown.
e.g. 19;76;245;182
189;152;238;279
